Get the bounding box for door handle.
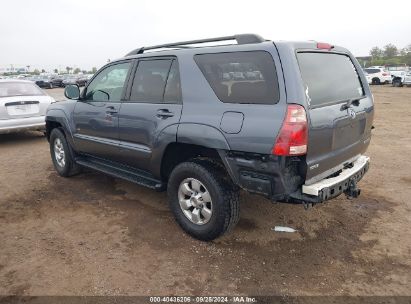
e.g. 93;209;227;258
156;109;174;118
105;106;118;114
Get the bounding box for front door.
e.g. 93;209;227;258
118;58;182;170
73;61;132;161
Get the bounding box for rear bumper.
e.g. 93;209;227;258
0;116;45;134
219;150;370;204
298;155;369;203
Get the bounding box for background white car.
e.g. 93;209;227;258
364;67;392;85
387;67;410;87
363;71;372;84
0;79;55;134
403;72;411;87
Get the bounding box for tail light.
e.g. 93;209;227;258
272;104;308;156
382;72;389;76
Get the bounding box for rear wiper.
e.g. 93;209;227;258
340;96;366;110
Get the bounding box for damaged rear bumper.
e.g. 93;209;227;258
291;155;370;203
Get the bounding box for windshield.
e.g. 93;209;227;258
297;52;364;107
0;82;45;97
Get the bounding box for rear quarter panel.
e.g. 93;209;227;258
176;42;287;154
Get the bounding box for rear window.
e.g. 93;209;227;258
194;51;280;104
297;52;364;107
0;82;44;97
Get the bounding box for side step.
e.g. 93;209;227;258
75;156;165;191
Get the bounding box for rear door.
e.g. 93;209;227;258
118;58;182;171
297;52;374;184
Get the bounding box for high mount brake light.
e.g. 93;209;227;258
272;104;308;156
317;42;334;50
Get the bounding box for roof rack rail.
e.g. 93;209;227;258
126;34;265;56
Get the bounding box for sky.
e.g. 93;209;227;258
1;0;410;72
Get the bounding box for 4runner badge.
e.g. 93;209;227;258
310;164;319;170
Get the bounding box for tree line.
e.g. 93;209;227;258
363;43;411;67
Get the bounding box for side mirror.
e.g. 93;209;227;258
64;84;80;100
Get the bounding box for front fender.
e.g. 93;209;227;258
46;108;75;147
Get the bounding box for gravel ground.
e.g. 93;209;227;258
0;86;410;296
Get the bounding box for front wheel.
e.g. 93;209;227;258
393;79;403;87
167;159;240;241
49;128;81;177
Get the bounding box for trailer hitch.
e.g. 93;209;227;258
344;179;361;199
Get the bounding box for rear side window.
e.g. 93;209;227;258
194;51;280;104
130;59;181;103
364;68;379;74
164;60;182;103
297;52;364;107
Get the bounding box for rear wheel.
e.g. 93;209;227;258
372;78;381;85
167;159;240;241
49;128;81;177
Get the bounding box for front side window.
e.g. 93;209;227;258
85;62;131;102
194;51;280;104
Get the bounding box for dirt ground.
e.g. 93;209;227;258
0;86;410;297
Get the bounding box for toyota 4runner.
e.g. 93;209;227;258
46;34;374;241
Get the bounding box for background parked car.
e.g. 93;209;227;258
62;75;88;87
403;72;411;87
363;71;372;84
364;67;392;85
78;74;93;86
0;79;55;134
30;75;55;89
386;66;410;87
50;75;65;87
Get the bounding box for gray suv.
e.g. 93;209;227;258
46;34;373;241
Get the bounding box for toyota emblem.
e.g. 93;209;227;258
348;108;356;119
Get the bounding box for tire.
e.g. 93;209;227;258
393;79;402;87
167;159;240;241
49;128;81;177
372;78;381;85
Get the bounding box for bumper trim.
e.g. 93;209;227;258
302;155;370;197
0;116;46;134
